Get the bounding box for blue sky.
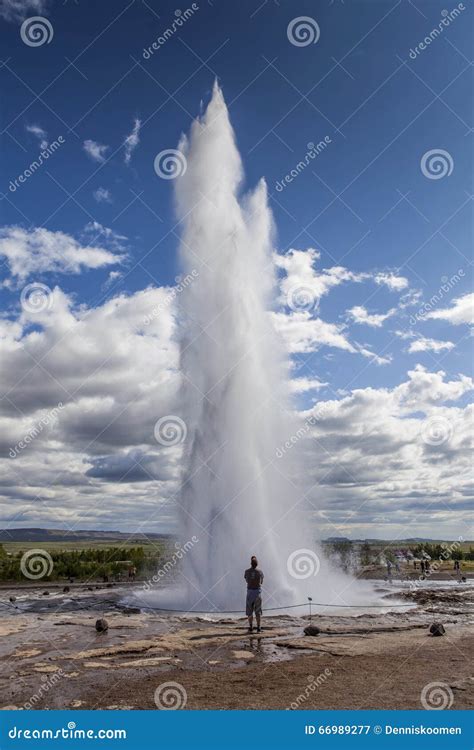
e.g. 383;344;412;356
0;0;472;538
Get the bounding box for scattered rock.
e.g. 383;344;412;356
33;664;61;673
119;656;181;668
304;625;320;636
42;591;49;596
232;650;255;660
450;677;474;692
14;648;42;658
9;596;16;603
121;607;141;615
95;618;109;633
63;586;70;593
429;622;446;637
106;705;135;710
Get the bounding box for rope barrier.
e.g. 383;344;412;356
130;599;414;613
0;596;414;614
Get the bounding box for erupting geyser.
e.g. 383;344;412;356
142;82;377;612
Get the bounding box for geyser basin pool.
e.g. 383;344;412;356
140;83;382;612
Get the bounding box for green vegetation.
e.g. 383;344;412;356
323;539;474;571
0;543;166;583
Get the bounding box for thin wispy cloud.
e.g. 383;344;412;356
93;186;113;204
0;0;48;22
26;124;48;150
123;118;141;165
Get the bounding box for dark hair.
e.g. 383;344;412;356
251;556;258;568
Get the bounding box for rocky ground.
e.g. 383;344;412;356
0;581;472;710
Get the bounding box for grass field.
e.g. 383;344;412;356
2;540;165;555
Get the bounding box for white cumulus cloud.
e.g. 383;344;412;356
347;305;396;328
408;337;455;354
426;293;473;326
83;139;109;164
0;225;124;283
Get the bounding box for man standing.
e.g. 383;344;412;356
244;555;264;633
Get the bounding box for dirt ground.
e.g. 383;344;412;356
0;582;472;711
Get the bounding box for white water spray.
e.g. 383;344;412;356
143;83;378;612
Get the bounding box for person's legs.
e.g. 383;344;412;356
246;591;254;631
255;594;262;632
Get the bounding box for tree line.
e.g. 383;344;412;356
0;545;164;582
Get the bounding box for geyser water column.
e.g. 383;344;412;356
173;82;306;611
148;82;379;614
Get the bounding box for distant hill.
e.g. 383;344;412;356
0;528;171;543
322;537;470;544
323;537;351;543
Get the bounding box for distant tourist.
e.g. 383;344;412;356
244;555;264;633
386;559;393;583
128;565;137;581
413;560;417;570
454;560;462;582
420;559;425;576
